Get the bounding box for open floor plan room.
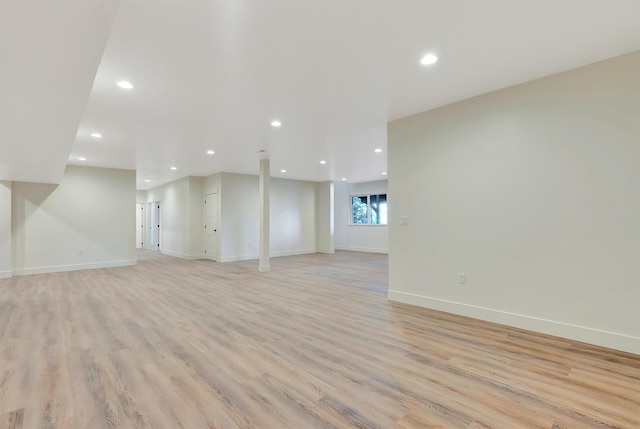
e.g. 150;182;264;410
0;251;638;428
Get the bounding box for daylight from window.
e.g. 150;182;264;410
351;194;387;225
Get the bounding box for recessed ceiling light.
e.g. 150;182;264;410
117;80;134;89
420;54;438;65
320;160;327;164
280;169;287;173
382;172;388;176
170;166;177;170
341;178;347;181
206;150;215;155
144;179;152;182
77;157;87;161
271;120;282;127
374;148;382;153
90;133;102;139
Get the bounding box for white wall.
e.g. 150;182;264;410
0;181;11;278
334;180;388;253
11;166;136;275
388;51;640;354
271;177;316;257
219;173;259;261
146;177;190;257
145;176;205;259
315;181;335;254
136;190;146;204
218;172;319;262
188;176;204;257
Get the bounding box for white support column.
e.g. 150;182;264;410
0;181;12;278
258;158;271;272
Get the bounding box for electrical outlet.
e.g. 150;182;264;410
458;272;466;284
78;249;84;255
400;216;409;226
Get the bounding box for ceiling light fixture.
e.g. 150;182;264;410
374;148;382;153
206;150;215;155
382;172;388;176
78;157;87;161
271;120;282;127
90;133;102;139
420;54;438;65
144;179;152;182
341;178;347;181
320;160;327;164
117;80;134;89
170;166;177;170
280;169;287;173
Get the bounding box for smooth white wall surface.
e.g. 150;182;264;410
136;190;146;204
271;177;316;257
146;177;189;257
0;181;11;278
219;173;259;262
315;181;335;254
145;176;204;259
218;173;319;262
188;176;204;258
334;180;388;253
388;52;640;354
11;166;136;275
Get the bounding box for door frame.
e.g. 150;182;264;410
204;192;218;261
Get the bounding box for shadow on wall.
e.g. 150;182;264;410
11;183;58;269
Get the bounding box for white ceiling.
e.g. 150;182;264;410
2;0;639;189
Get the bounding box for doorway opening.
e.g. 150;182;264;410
204;193;218;260
147;201;161;251
135;203;144;249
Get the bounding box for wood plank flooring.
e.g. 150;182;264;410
0;250;638;428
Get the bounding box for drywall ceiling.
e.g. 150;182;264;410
2;0;639;189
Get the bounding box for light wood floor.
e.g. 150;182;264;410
0;251;638;429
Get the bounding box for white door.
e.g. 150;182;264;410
148;201;161;251
147;202;154;249
204;193;218;260
135;203;144;249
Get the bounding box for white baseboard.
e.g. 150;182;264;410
335;246;388;254
219;253;259;263
160;250;206;260
0;270;11;279
219;249;316;263
271;248;316;258
388;290;640;355
317;249;336;254
13;259;137;277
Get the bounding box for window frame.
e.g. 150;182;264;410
349;193;388;226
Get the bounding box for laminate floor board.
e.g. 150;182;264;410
0;250;638;428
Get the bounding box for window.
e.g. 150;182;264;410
351;194;387;225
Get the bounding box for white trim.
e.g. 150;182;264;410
335;246;388;254
12;259;137;276
271;248;316;258
219;253;259;263
388;290;640;355
348;193;388;226
160;249;205;260
0;270;11;279
219;249;317;263
317;249;335;254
